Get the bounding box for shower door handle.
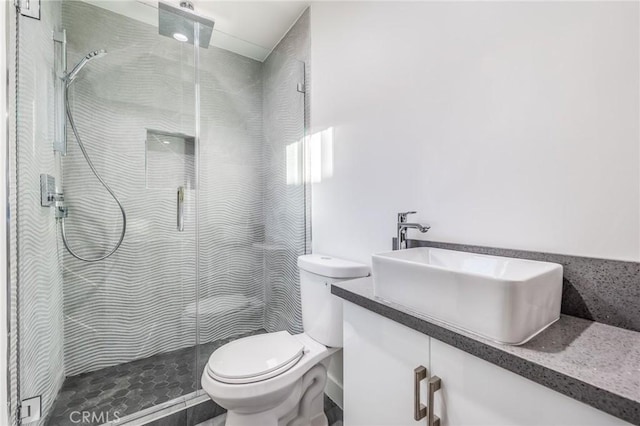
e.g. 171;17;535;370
177;186;185;232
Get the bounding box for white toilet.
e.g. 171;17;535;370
201;254;369;426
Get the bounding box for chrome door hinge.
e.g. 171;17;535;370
296;83;306;93
20;396;42;423
16;0;40;20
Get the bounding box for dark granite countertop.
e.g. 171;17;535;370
332;277;640;425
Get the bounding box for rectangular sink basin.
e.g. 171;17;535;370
372;247;563;345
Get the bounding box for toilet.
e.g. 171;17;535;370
201;254;369;426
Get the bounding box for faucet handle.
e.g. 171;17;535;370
398;211;417;223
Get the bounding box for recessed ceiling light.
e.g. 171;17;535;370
173;33;188;42
163;140;171;144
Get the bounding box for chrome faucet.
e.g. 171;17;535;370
397;211;430;250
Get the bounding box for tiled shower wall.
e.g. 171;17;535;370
13;1;66;423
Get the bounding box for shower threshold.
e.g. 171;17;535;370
46;330;265;426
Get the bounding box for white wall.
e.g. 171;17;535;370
310;1;640;264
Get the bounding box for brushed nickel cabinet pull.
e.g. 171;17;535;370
414;366;427;421
428;376;442;426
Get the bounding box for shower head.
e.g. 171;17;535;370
66;49;107;85
158;2;214;48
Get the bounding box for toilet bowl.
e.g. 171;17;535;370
201;254;369;426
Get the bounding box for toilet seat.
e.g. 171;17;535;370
206;331;305;384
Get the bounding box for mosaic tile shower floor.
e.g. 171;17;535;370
47;330;265;426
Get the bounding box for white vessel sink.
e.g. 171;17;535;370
372;247;563;345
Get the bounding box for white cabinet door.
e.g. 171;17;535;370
343;301;431;426
430;338;632;426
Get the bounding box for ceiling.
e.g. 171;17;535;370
83;0;310;61
195;2;309;54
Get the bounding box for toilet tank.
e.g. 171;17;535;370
297;254;369;347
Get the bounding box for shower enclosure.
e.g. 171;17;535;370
8;1;309;424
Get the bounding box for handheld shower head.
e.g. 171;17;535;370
87;49;107;59
66;49;107;85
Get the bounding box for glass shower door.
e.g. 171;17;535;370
14;1;200;424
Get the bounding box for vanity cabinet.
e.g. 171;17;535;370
343;301;631;426
343;300;430;426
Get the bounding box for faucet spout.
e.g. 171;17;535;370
401;223;430;233
396;211;430;250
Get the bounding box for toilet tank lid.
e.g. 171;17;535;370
298;254;370;279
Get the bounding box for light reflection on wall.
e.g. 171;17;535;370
286;127;334;185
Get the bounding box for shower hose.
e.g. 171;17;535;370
61;85;127;262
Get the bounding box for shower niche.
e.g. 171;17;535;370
145;128;196;190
